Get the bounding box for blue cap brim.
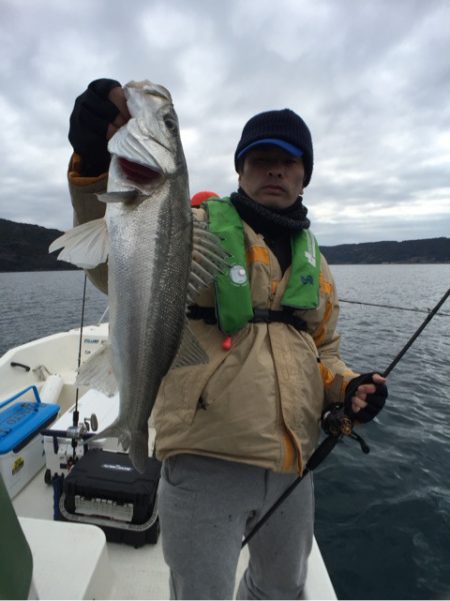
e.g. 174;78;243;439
237;138;303;160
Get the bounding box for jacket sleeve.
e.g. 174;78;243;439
311;255;358;405
67;153;109;294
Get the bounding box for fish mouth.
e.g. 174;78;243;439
118;157;162;184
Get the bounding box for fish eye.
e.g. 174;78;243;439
164;114;178;133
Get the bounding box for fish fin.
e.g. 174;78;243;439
187;219;229;303
128;430;149;473
97;190;138;203
171;320;209;368
48;218;109;268
90;420;130;450
96;424;149;473
76;344;117;396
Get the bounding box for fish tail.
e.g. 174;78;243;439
129;430;150;473
92;420;131;451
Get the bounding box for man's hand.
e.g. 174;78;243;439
106;86;131;140
344;372;387;423
68;79;131;176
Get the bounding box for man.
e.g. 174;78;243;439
68;79;387;600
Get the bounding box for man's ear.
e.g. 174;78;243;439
236;157;245;177
237;162;245;186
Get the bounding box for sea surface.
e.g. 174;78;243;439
1;266;450;600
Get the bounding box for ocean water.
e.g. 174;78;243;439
1;266;449;600
0;271;107;358
315;264;450;600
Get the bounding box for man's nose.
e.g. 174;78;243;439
267;161;284;177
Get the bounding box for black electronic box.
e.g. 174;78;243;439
60;449;161;547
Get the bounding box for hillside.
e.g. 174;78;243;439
320;237;450;264
0;218;78;271
0;218;449;271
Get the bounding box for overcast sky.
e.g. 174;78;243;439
1;0;450;245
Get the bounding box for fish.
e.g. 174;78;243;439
50;80;227;471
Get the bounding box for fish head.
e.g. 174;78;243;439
106;80;187;196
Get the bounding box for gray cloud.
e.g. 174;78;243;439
1;0;449;244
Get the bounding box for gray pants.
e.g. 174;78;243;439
158;454;314;600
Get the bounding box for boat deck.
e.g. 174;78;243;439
3;325;336;600
13;465;335;599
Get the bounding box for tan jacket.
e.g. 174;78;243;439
68;154;109;295
68;156;356;474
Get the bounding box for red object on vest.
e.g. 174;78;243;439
222;336;232;351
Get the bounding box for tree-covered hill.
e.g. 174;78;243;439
0;218;77;271
321;237;450;264
0;218;449;271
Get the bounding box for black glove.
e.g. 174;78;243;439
344;372;387;423
68;78;122;176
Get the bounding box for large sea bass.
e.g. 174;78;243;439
50;81;226;471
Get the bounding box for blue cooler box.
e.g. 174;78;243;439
0;385;59;498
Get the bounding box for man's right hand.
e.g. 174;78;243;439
68;79;131;176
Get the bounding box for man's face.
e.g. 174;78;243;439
238;145;305;209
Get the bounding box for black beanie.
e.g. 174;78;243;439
234;109;314;187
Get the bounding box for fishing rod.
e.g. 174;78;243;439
66;273;89;463
340;298;450;317
73;273;88;427
382;287;450;377
241;286;450;548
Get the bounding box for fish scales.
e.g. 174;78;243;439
107;192;190;459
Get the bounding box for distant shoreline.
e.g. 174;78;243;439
1;217;449;271
2;262;450;274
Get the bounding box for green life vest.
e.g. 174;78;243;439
205;197;321;334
